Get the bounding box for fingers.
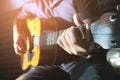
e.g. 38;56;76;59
13;36;27;55
68;26;82;43
57;13;93;55
14;44;26;55
13;24;27;55
73;13;84;26
68;27;86;55
57;26;86;55
57;29;72;54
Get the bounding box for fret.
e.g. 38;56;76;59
47;31;58;45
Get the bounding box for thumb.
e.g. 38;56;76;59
73;13;84;26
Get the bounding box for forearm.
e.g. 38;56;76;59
13;17;32;37
13;17;29;55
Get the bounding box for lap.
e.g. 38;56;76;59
17;65;70;80
16;49;114;80
60;49;114;80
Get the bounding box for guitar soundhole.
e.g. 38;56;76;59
28;49;34;61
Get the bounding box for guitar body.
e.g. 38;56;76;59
21;17;78;70
21;47;40;70
21;17;41;70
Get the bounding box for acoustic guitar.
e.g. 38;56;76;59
21;17;92;71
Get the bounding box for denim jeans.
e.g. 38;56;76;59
22;48;115;80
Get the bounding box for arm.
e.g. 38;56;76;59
57;0;101;55
57;14;94;56
13;11;30;55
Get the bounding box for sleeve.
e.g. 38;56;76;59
21;0;47;18
21;1;36;17
74;0;100;20
21;0;55;18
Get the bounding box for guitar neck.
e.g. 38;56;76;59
39;24;92;46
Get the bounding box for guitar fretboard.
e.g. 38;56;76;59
47;30;63;45
34;24;92;46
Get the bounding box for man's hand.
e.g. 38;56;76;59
57;14;92;55
13;19;28;55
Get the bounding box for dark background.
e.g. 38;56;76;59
0;0;25;80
